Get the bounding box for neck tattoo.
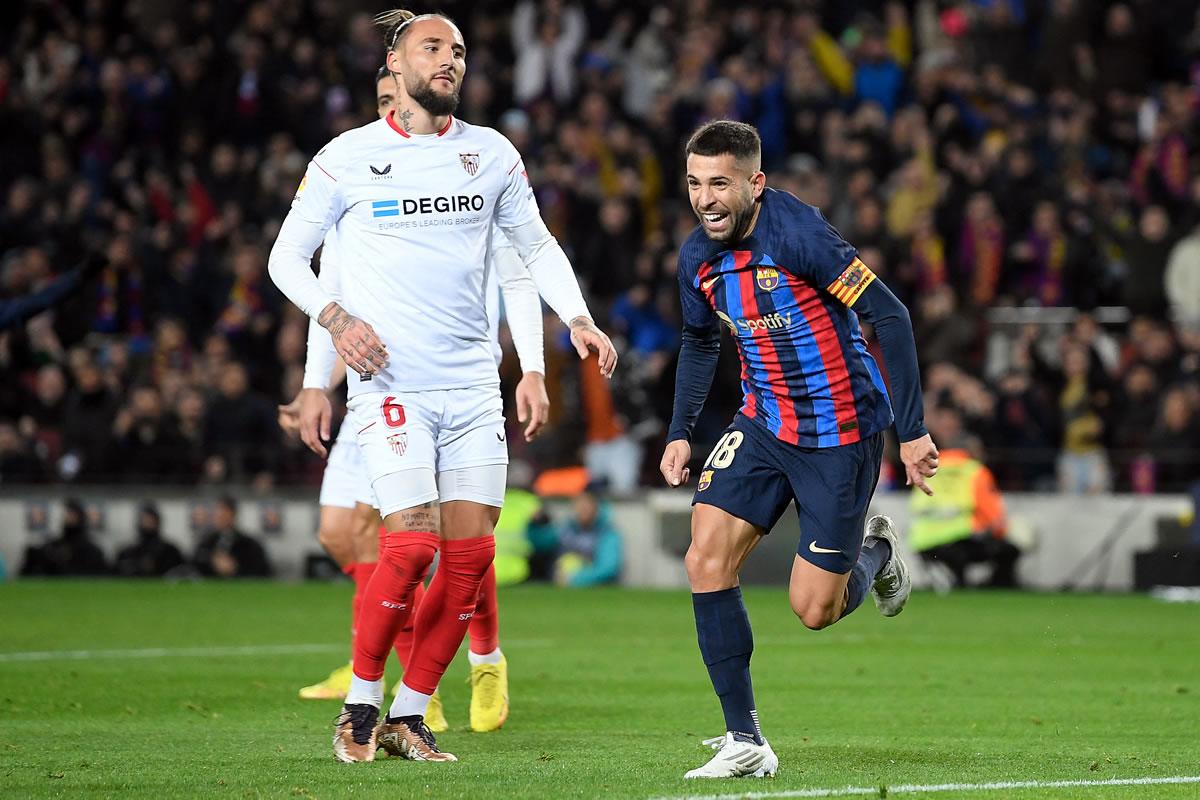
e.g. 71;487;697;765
398;108;414;132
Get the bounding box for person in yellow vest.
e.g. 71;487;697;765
910;409;1020;588
491;461;546;586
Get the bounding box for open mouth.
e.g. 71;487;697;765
700;211;730;232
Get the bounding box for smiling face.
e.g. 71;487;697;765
686;152;765;243
386;16;466;117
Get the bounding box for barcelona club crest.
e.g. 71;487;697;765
697;470;714;492
838;264;865;289
756;267;780;291
459;153;480;176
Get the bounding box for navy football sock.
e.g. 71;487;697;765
841;535;892;618
692;587;763;745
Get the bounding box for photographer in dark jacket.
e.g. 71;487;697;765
115;504;184;577
192;496;272;578
20;498;109;576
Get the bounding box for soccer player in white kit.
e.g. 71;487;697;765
268;10;616;763
286;69;550;736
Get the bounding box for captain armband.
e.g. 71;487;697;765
825;258;876;307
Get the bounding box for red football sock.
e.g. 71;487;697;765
402;536;495;695
352;530;439;682
468;563;500;655
346;561;378;655
392;581;426;671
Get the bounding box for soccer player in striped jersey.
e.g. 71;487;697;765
660;121;939;779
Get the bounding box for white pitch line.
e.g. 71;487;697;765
655;775;1200;800
0;638;553;663
0;643;345;663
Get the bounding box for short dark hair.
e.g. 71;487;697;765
375;65;392;82
685;120;761;164
217;495;237;514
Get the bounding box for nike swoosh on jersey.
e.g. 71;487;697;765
808;541;841;554
702;277;718;290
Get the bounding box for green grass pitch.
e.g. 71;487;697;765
1;581;1198;799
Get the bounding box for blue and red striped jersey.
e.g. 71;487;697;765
677;189;893;448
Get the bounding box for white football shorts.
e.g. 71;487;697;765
347;387;508;517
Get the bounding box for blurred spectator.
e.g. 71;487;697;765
910;407;1020;590
115;503;184;577
576;351;643;496
1145;388;1200;493
512;1;586;105
113;385;182;482
490;462;546;587
204;362;278;484
551;484;622;587
0;419;45;482
61;357;118;481
192;496;272;578
1116;206;1177;317
1166;223;1200;326
20;498;109;576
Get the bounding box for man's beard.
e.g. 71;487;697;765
408;76;460;116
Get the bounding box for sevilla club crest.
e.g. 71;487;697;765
459;153;480;176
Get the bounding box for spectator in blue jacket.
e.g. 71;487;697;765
554;483;623;588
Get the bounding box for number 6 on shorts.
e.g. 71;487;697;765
704;430;744;470
381;396;406;428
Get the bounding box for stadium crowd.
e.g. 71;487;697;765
1;0;1199;494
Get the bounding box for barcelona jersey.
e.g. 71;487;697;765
677;189;893;448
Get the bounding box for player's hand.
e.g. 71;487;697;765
515;371;550;442
277;395;301;438
901;433;939;496
660;439;692;487
569;316;618;378
297;388;333;458
318;302;388;378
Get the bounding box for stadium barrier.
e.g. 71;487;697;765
0;490;1191;591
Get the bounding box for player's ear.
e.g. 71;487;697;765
750;170;766;199
386;49;403;77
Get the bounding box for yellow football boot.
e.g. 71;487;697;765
299;662;353;700
425;689;449;733
468;655;509;732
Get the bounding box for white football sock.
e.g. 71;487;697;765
389;682;432;719
467;647;503;666
344;674;383;708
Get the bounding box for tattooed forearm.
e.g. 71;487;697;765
398;108;414;132
318;303;354;336
394;501;439;533
569;315;594;330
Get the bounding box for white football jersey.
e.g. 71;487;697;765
283;113;540;397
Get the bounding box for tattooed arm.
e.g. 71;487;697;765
316;302;388;377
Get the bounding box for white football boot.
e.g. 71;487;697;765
684;732;778;779
866;514;911;617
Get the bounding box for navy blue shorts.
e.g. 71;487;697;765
691;413;884;574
